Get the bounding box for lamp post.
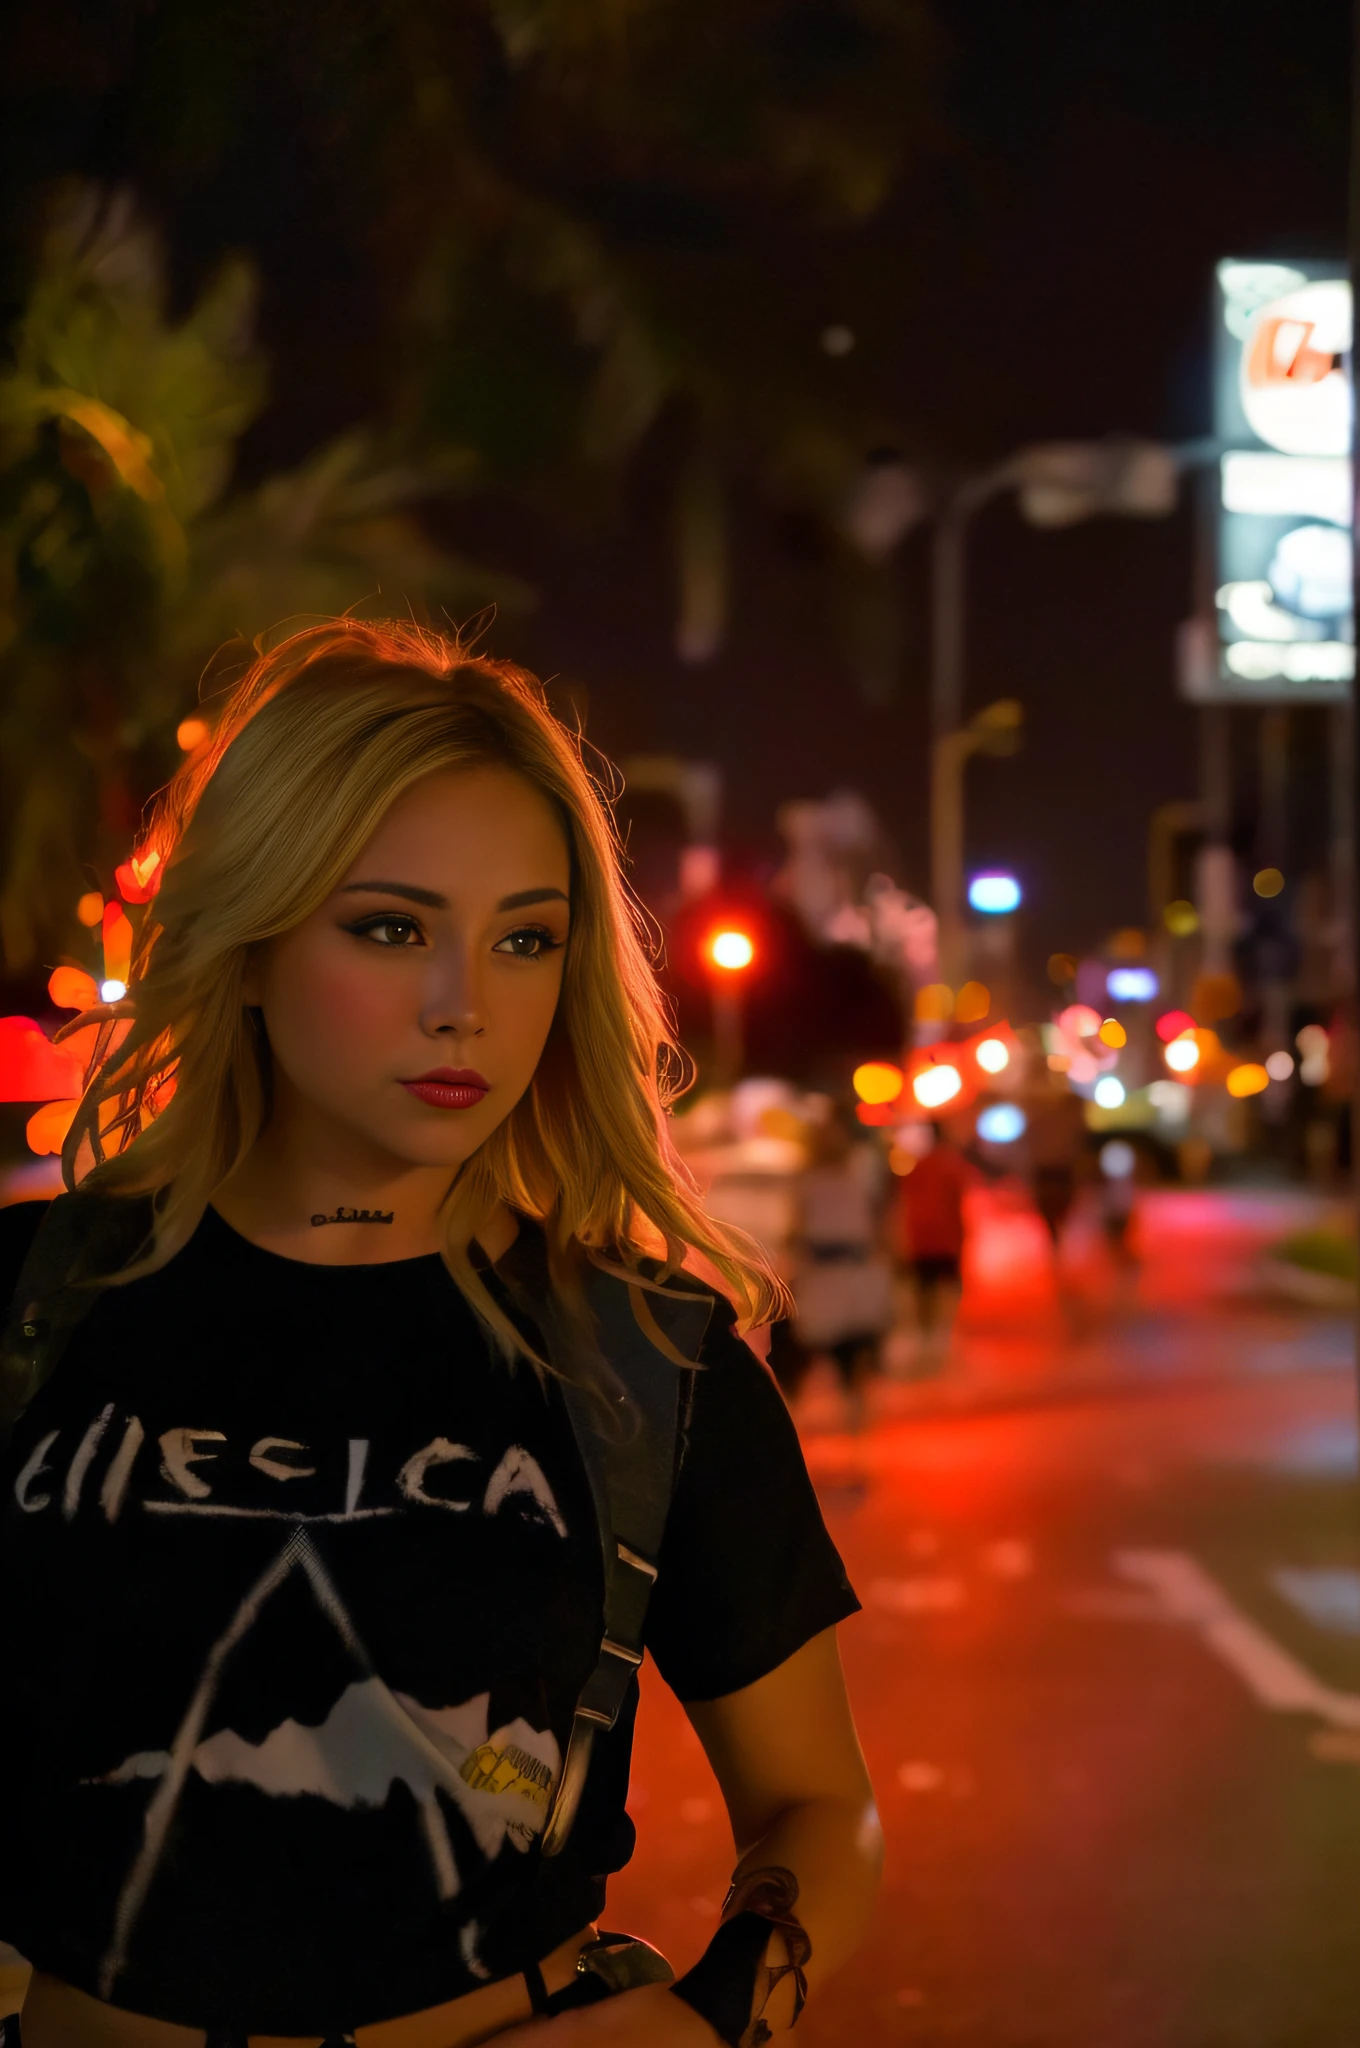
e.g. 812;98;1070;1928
929;438;1183;983
930;700;1023;988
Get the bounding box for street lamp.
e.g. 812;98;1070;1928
930;437;1184;980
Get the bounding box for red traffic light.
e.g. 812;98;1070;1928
706;927;756;972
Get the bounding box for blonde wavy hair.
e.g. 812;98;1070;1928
61;619;783;1376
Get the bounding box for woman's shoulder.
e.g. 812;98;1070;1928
0;1199;51;1310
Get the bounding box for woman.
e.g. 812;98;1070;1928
0;622;881;2048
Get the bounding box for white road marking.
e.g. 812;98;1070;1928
1115;1549;1360;1731
1271;1567;1360;1638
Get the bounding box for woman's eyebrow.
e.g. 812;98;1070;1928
498;887;570;911
339;880;447;908
337;881;568;911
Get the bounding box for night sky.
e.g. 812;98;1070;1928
2;0;1351;976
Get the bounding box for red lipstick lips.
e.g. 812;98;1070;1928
400;1067;489;1111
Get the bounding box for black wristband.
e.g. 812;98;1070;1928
669;1911;775;2047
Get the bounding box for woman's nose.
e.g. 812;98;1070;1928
420;944;487;1038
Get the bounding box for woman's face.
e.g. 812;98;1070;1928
248;764;572;1174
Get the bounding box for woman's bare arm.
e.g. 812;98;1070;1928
500;1626;880;2046
685;1624;883;2016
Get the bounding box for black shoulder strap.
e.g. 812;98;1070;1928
0;1191;153;1451
493;1228;714;1857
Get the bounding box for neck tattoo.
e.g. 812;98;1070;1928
310;1206;395;1227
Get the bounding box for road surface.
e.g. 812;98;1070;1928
611;1187;1360;2047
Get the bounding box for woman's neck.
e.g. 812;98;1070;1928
212;1126;465;1266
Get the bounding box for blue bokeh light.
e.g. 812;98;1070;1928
1107;966;1159;1002
977;1103;1026;1144
968;872;1022;915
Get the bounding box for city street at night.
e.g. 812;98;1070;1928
1;9;1357;2047
611;1188;1360;2047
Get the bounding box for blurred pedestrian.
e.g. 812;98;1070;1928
791;1104;893;1430
895;1123;974;1364
1024;1074;1088;1260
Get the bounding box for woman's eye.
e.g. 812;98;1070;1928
347;915;424;947
494;926;562;960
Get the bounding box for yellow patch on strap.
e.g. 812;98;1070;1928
460;1741;554;1811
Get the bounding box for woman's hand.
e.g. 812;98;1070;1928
492;1982;723;2047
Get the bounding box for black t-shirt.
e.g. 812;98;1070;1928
0;1201;857;2035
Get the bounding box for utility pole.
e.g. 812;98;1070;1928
929;468;1015;985
1196;707;1235;977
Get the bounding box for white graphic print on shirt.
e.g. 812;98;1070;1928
12;1410;572;1999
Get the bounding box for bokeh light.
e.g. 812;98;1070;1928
1107;967;1158;1002
1226;1062;1269;1098
100;978;128;1003
968;872;1021;914
708;929;754;971
176;717;210;751
954;980;991;1023
26;1098;81;1157
913;1064;963;1109
975;1037;1010;1074
1295;1024;1330;1085
1108;928;1146;959
48;967;98;1011
1252;867;1284;898
1265;1050;1294;1082
1058;1004;1102;1039
1191;971;1242;1023
1093;1076;1126;1109
853;1060;904;1106
115;846;162;904
1099;1139;1137;1179
1155;1008;1196;1042
1147;1080;1192;1119
1098;1019;1127;1049
1047;953;1076;984
1164;1036;1201;1073
914;983;954;1023
102;903;134;985
1163;899;1199;937
76;891;104;928
977;1103;1026;1144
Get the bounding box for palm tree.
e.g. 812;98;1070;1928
0;0;942;972
0;186;523;972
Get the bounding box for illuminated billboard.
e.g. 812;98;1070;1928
1200;259;1352;703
